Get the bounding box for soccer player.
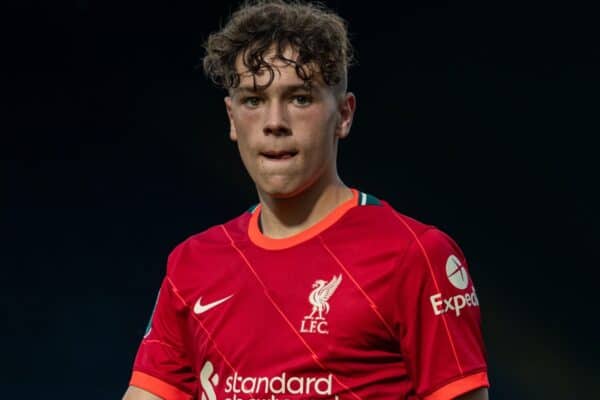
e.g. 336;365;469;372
123;1;490;399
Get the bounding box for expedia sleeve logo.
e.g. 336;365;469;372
429;255;480;316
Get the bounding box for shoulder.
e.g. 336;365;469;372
341;191;437;242
380;199;465;263
165;210;252;277
340;191;465;259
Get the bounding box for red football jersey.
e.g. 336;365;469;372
129;189;489;400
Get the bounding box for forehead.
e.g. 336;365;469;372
233;45;324;90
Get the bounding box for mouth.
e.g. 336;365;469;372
260;150;299;160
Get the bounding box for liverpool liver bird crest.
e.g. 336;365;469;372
306;274;342;320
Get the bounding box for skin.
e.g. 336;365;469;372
224;46;356;239
457;388;489;400
122;386;161;400
122;46;489;400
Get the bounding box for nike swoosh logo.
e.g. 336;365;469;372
193;294;234;315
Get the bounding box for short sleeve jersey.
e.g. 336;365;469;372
129;189;489;400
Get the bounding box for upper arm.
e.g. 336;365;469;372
394;227;490;398
454;387;489;400
126;276;197;398
122;385;163;400
126;244;198;397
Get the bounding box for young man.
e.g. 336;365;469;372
124;1;490;399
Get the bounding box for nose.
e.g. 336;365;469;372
263;100;291;136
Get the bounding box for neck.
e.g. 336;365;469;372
256;178;353;239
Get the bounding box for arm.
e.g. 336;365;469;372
125;266;196;399
122;385;163;400
395;228;490;399
454;387;489;400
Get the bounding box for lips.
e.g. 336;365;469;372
260;150;298;160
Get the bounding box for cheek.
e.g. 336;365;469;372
236;107;259;121
230;126;256;168
300;111;338;149
232;108;260;135
236;138;256;168
231;115;256;148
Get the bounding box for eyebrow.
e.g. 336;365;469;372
233;83;312;96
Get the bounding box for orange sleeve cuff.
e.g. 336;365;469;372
424;371;489;400
130;371;193;400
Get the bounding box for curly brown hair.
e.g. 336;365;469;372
202;0;354;92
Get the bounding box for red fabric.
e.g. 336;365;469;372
131;259;197;398
130;192;488;399
129;371;193;400
424;371;489;400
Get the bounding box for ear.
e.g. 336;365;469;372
224;96;237;141
335;92;356;139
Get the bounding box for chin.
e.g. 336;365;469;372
255;171;324;200
257;180;306;200
270;190;300;200
261;187;299;199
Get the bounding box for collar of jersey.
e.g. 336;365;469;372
248;188;359;250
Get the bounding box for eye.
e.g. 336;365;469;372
291;95;312;107
242;96;262;108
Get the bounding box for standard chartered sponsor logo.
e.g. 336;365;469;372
199;361;337;400
225;372;333;396
429;254;480;317
200;361;219;400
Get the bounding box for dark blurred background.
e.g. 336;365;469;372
2;0;598;398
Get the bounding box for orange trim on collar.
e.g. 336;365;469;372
248;189;358;250
424;371;489;400
129;371;193;400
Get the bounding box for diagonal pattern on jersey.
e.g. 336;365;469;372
220;224;363;400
